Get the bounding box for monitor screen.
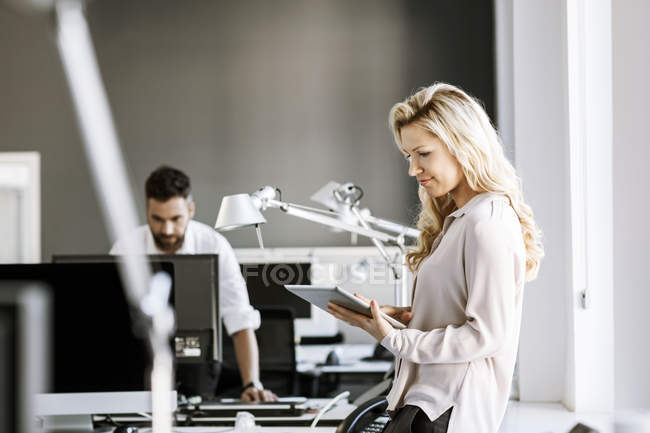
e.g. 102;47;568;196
0;263;173;393
0;303;17;432
240;263;311;318
53;254;220;362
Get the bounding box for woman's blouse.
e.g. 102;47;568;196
381;192;526;433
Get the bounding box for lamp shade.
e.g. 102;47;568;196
214;193;267;231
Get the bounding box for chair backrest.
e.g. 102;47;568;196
256;307;296;372
220;307;297;396
568;423;600;433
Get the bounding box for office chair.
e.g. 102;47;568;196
255;307;298;395
217;307;297;397
568;423;599;433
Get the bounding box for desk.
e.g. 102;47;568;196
101;398;355;429
296;344;392;373
136;428;335;432
296;344;392;398
185;398;355;427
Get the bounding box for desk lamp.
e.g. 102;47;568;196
214;183;420;306
214;193;267;247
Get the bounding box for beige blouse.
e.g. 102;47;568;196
381;192;526;433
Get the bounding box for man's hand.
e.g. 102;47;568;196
327;299;395;341
232;329;278;402
240;387;278;402
354;293;413;325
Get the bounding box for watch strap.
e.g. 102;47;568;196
240;380;263;394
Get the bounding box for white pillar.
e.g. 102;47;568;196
501;0;615;410
565;0;614;412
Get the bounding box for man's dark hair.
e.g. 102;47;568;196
145;165;191;201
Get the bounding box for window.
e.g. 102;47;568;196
0;152;40;263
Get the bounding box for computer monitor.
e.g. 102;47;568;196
0;282;49;433
234;251;335;339
53;254;221;362
240;262;311;318
0;263;177;431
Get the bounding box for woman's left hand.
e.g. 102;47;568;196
326;299;394;341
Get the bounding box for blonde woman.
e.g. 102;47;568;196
327;83;543;433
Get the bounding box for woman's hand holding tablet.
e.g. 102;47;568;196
284;285;407;339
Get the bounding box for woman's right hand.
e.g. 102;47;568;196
354;293;413;325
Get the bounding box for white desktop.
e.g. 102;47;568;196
35;391;177;431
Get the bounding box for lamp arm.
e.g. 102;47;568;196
350;207;400;279
263;199;399;244
363;214;421;239
258;195;340;217
251;188;414;306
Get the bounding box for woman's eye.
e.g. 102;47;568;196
418;152;430;157
403;154;411;161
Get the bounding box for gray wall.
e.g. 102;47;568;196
0;0;495;261
613;0;650;409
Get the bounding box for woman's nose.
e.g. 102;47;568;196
408;160;421;177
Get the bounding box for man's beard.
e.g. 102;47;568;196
152;233;185;253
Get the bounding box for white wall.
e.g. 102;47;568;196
494;0;514;159
504;0;648;411
510;0;571;403
612;0;650;410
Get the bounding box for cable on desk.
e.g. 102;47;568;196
310;390;350;429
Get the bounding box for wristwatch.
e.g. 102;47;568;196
241;380;264;394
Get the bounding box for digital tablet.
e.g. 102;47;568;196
284;285;406;329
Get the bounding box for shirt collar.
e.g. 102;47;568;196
177;222;196;254
447;192;507;219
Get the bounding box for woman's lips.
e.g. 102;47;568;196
419;178;432;186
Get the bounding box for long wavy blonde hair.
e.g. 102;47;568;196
389;83;543;281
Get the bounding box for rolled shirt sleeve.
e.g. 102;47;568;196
381;217;519;364
217;236;261;336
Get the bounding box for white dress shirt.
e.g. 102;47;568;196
381;193;526;433
110;219;261;335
